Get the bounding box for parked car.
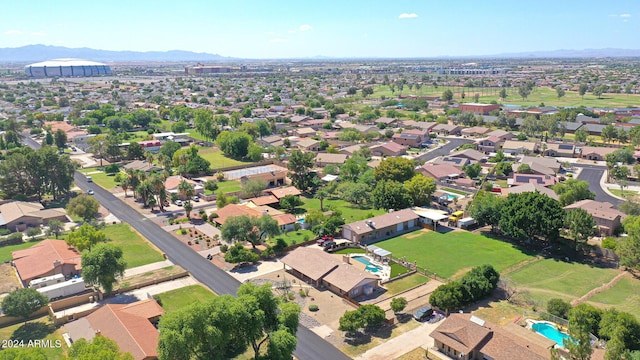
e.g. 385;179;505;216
162;200;170;207
322;241;336;248
192;195;200;202
413;306;434;321
316;235;334;246
174;200;183;206
87;189;94;195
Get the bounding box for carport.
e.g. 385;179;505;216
366;245;392;262
412;208;449;231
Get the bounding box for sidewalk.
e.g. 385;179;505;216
123;259;174;278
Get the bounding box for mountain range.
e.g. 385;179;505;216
2;45;640;63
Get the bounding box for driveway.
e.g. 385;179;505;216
575;164;623;208
354;319;442;360
414;137;473;163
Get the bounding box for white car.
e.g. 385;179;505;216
87;189;95;195
174;200;183;206
192;196;200;202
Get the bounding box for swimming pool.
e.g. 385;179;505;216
447;194;458;201
352;255;382;273
297;218;305;224
532;322;573;347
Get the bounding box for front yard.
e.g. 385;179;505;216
102;224;165;268
301;196;386;223
154;284;217;313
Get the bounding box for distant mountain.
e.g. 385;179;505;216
0;45;234;63
484;48;640;59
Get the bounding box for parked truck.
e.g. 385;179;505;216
37;278;86;301
29;274;65;289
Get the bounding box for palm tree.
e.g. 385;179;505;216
315;188;327;211
178;179;195;200
150;173;167;212
183;201;193;219
120;178;130;197
144;152;155;169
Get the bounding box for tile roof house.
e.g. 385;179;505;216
342;208;419;244
392;129;429;148
432;124;463;136
339;144;364;156
212;204;263;226
564;199;626;236
501;183;559;201
502;140;539;155
240;169;287;188
543;143;577;157
509;173;558;187
401;120;437;132
122;160;163;173
293;127;317;138
296;138;320;152
461;126;491;137
448;149;486;162
580;146;617;161
12;239;82;285
280;247;379;298
485;129;514;141
432;156;472;169
64;299;165;360
475;136;502;153
268;186;302;199
0;201;69;232
418;163;466;182
315;153;349;167
429;313;554;360
369;142;407;157
164;176;203;198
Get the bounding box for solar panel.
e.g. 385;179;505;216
558;144;573;150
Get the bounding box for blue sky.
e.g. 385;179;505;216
2;0;639;58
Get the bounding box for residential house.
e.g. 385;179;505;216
564;199;626;236
293;127;317;138
448;149;486;162
299;119;330;130
64;299;165;360
375;117;398;127
315;153;349;167
432;124;463;136
290;115;312;123
485;129;514;141
520;156;561;174
461;126;491;138
369;142;407;157
501;140;539;155
247;195;279;207
296;138;320;152
257;135;283;148
0;201;69;232
240;170;287;188
580;146;617;161
122;160;163;173
543;143;577;157
268;186;302;200
475;136;502;153
432;156;471;169
582;123;607;136
12;239;82;286
392;129;428;148
280;247;380;298
339;144;364;156
137;140;162;153
512;161;555;177
509;173;558;187
342;208;419;244
401;120;436;132
418;163;466;182
458;103;501;115
164;175;204;198
212;204;263;226
430;313;554;360
501;183;559;201
559;121;583;134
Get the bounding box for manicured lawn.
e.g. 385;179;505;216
301;197;386;223
270;229;315;246
507;258;619;300
587;276;640;319
217;180;242;194
0;239;46;263
155;285;216;313
103;224;165;268
608;188;637;197
0;316;66;359
86;171;119;190
332;248;366;255
384;273;430;295
198;147;254;170
376;230;534;279
441;187;468;196
186;129;209;142
390;262;412;278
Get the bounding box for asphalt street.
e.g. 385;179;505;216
415;137;473;162
24;135;351;360
575;164;623;208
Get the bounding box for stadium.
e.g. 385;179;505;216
24;58;112;78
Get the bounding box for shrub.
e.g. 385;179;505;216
0;229;11;236
602;237;617;250
287;292;295;301
299;289;307;298
220;244;229;252
303;234;310;242
210;213;219;219
547;298;571;319
309;304;319;312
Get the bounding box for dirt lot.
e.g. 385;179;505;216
0;263;21;294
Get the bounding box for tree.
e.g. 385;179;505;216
564;209;596;249
362;86;374;97
177;179;195;200
618;216;640;270
222;215;255;244
372;180;412;210
556;87;566;98
390;297;408;314
552;179;595;206
242;178;267;198
45;219;64;239
602;124;617;144
216;131;253;158
338;182;370;206
574;128;588;143
81;243;127;294
45;131;54;146
126;141;145;160
1;288;49;323
499;88;508;100
441;89;453;102
621;199;640;216
224;242;259;263
593;84;607;99
516;163;534;174
193;108;220;141
68;336;134;360
66;194;100;222
518;84;531;101
339;309;366;335
374;157;415;183
183;200;193;218
547;298;571;319
287;150;316;191
280;195;304;213
65;223;107;252
579;84;589;99
469;191;504;232
499;192;565;242
429;282;465;313
266;329;298;360
52;129;68;150
566;304;601;360
404;174;436;207
611;165;631;190
463;163;482;179
159;141;181;161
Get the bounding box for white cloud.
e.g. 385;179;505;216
398;13;418;19
4;30;22;35
31;31;47;36
299;24;312;31
269;38;288;43
620;13;632;18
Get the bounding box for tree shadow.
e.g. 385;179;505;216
344;332;372;345
396;313;413;324
11;322;55;342
367;324;393;339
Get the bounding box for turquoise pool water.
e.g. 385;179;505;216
297;218;305;224
532;322;573;347
447;194;458;201
352;255;382;273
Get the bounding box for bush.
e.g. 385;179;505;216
0;229;11;236
287;292;295;301
220;244;229;252
210;213;219;219
0;232;24;247
309;304;319;312
547;298;571;319
602;237;617;250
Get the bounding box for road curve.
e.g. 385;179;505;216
574;164;623;208
24;135;351;360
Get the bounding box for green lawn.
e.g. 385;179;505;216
186;129;209;142
390;262;412;278
507;258;619;301
103;224;165;268
384;273;430;295
332;248;366;255
0;239;46;263
198;147;255;170
0;317;66;359
217;180;242;194
588;276;640;319
608;188;637;197
301;197;386;223
155;285;216;313
441;187;468;196
86;171;119;190
376;230;534;279
270;229;315;246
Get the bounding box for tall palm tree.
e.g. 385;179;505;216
178;179;195;200
150;173;167;212
120;177;130;197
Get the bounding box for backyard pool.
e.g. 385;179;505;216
352;255;383;273
532;322;573;347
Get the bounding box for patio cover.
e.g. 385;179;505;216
373;248;391;257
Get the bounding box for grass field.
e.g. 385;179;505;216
376;230;534;279
270;229;315;246
198;147;254;170
216;180;242;194
155;285;216;313
0;317;66;359
86;171;119;190
103;224;165;268
587;275;640;319
372;85;640;108
332;248;366;255
0;239;46;263
608;188;638;197
384;273;430;295
301;197;386;223
507;258;619;305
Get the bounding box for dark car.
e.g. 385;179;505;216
413;306;434;321
322;241;336;248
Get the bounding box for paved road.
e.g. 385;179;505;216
575;164;623;208
25;135;351;360
415;137;473;163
